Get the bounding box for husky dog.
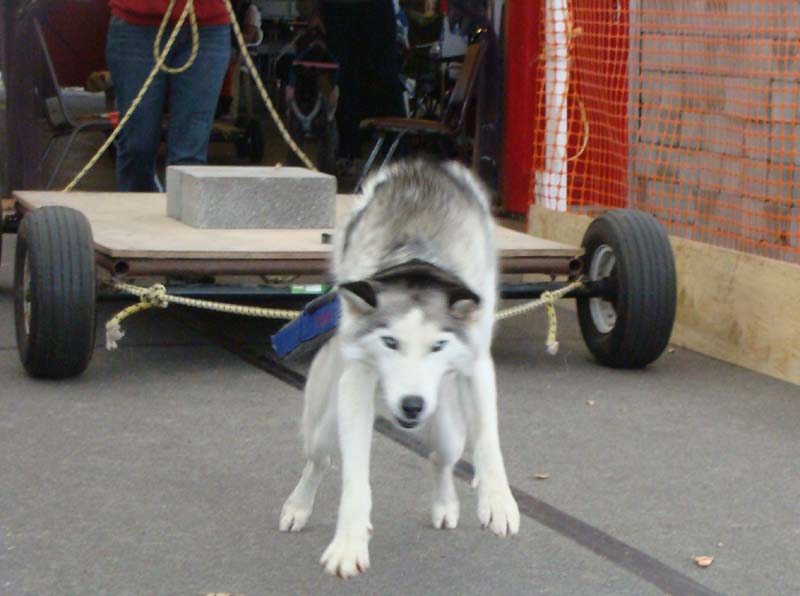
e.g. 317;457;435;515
279;159;519;578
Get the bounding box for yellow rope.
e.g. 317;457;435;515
105;280;583;353
495;280;583;355
105;284;169;349
105;280;301;350
154;0;199;74
62;0;315;192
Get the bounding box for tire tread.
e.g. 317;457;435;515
14;206;96;378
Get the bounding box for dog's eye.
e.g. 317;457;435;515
431;339;448;353
381;336;400;350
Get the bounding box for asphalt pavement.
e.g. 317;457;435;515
1;232;799;596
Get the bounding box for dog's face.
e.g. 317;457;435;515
338;278;480;430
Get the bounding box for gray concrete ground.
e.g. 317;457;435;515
2;89;799;595
1;231;799;596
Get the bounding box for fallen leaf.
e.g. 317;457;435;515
586;400;595;406
534;473;550;480
693;556;714;568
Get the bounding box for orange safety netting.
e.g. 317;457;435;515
531;0;800;263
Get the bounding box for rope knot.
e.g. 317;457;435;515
141;284;168;308
541;290;560;355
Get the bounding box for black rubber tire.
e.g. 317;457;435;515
577;209;676;369
14;206;97;379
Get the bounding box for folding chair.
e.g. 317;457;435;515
33;19;116;189
354;38;487;192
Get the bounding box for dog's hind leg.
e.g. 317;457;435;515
462;354;520;537
279;342;339;533
428;375;466;530
320;360;377;578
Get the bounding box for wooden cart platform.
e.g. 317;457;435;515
13;191;583;277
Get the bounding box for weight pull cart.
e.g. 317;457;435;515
3;191;676;379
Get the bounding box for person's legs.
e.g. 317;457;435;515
106;16;168;191
323;2;360;159
166;25;230;168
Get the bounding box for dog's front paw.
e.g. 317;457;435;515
279;501;312;532
320;529;371;578
432;498;460;530
477;481;519;537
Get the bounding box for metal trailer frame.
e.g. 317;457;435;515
2;191;676;379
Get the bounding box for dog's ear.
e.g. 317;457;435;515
338;280;380;316
449;286;481;320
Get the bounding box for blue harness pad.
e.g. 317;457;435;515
271;292;340;359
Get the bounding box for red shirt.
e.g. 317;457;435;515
110;0;230;26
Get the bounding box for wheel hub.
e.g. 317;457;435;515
588;244;617;333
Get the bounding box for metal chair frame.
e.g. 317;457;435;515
33;18;114;189
354;38;487;192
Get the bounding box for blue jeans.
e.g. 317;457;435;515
106;16;230;191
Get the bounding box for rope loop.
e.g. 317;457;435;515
495;280;583;355
154;0;199;74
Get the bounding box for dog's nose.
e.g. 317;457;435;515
401;395;425;419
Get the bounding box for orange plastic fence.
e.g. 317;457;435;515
531;1;800;264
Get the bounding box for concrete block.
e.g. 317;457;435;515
744;120;770;162
628;176;648;211
716;191;763;251
642;34;683;72
772;37;800;79
766;163;799;204
165;167;185;219
768;123;795;165
631;142;679;181
724;76;770;120
679;111;704;150
644;179;680;222
714;37;775;78
684;74;725;112
640;75;684;146
166;165;336;229
770;79;800;122
721;156;768;199
678;149;723;191
686;186;721;245
680;35;710;73
641;1;690;31
763;166;795;255
702;114;745;156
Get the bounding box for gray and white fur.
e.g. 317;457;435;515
280;160;520;578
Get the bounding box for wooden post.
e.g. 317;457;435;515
3;0;48;195
501;0;541;214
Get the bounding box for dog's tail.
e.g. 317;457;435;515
357;159;492;215
438;160;493;214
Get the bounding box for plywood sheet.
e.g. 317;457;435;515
14;191;581;260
